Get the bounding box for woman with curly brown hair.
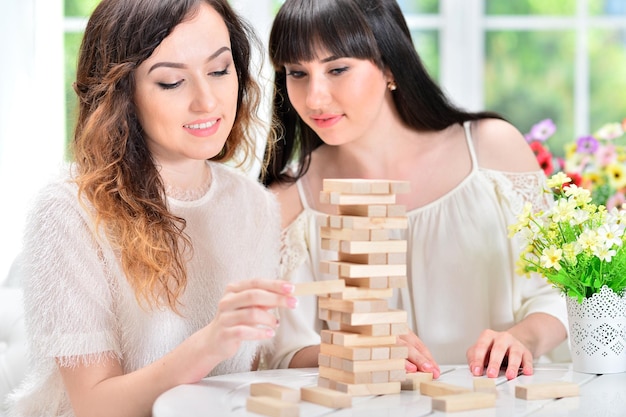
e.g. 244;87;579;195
5;1;294;416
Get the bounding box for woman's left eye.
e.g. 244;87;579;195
329;67;349;75
157;81;183;90
210;66;231;77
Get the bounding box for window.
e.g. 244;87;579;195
1;0;624;279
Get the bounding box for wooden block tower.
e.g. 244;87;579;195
315;178;411;396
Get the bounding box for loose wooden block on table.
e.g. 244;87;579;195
249;382;300;403
292;279;345;296
420;381;471;397
246;396;299;417
473;377;497;393
514;381;580;400
431;392;497;412
401;372;433;391
300;386;352;409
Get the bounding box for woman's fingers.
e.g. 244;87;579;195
398;331;441;378
219;279;297;312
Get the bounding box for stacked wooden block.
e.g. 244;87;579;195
316;178;411;396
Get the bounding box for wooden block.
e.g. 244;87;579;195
300;386;352;409
386;205;407;216
325;261;406;278
340;240;407;254
339;323;391;336
390;323;409;336
431;392;497;412
319;366;374;384
388;276;408;288
293;279;345;296
250;383;300;403
318;297;388;314
337;204;390;217
370;346;390;360
389;344;410;359
318;353;331;368
318;376;401;396
338;252;388;265
320;343;371;360
324;330;396;347
401;372;433;391
514;381;579;400
246;396;299;417
320;227;371;241
331;286;394;300
320;191;396;205
420;381;471;397
342;309;408;325
343;358;405;373
332;215;409;230
342;276;389;289
322;178;391;194
390;181;411;194
473;377;497;393
389;368;407;382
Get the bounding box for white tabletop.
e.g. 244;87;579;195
152;364;626;417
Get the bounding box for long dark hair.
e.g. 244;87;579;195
261;0;502;186
73;0;262;311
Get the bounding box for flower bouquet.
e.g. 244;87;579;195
509;172;626;303
509;171;626;373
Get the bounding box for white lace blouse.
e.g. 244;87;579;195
268;121;569;369
7;162;281;417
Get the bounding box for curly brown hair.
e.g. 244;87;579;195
71;0;265;311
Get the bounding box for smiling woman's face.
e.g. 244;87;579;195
133;3;239;168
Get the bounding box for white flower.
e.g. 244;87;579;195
597;223;624;248
540;246;563;270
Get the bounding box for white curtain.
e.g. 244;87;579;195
0;0;65;281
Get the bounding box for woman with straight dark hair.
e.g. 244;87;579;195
6;1;295;416
263;0;568;381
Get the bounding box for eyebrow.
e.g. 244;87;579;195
287;55;343;66
147;46;232;73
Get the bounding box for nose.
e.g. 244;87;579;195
305;75;331;110
190;79;217;113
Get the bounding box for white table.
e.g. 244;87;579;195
152;364;626;417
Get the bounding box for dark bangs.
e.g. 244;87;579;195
269;0;382;68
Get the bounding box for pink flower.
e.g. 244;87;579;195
595;144;617;167
606;192;626;211
527;119;557;142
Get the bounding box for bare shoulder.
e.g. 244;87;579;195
269;181;304;229
473;118;540;172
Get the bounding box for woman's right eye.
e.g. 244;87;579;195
286;70;306;79
157;81;183;90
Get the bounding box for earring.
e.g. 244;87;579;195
387;81;397;91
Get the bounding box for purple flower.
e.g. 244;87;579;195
528;119;557;142
576;135;599;154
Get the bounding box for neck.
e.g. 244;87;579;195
159;160;212;201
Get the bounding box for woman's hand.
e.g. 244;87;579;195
398;329;440;378
466;329;533;380
202;279;297;363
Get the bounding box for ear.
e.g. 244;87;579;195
383;67;395;84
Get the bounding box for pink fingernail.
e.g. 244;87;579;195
287;297;298;308
283;283;295;294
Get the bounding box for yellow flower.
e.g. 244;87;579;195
606;163;626;190
546;172;571;189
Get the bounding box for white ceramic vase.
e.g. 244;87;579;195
566;285;626;374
